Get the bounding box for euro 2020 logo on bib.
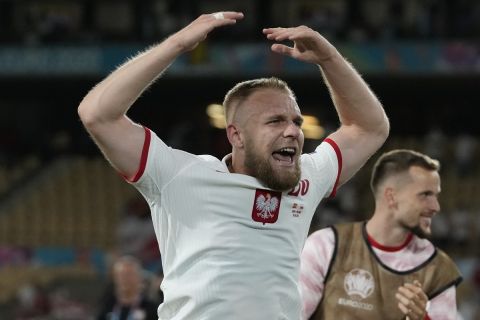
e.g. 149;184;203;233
344;268;375;299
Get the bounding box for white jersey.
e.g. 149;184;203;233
300;227;459;320
130;128;342;320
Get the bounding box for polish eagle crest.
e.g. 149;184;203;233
255;193;279;219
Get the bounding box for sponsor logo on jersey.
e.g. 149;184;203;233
337;268;375;311
252;189;281;224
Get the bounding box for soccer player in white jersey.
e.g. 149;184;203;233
300;149;462;320
78;11;389;320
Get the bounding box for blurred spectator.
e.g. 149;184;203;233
457;258;480;319
454;133;477;177
0;247;32;267
296;0;346;40
97;256;158;320
116;196;160;271
449;205;471;247
310;201;341;232
430;209;450;248
1;0;479;44
14;283;51;319
49;287;92;320
423;125;447;167
146;266;164;307
336;182;358;216
20;1;81;45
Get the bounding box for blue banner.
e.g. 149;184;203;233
0;42;478;76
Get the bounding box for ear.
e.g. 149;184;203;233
226;124;244;148
384;187;397;209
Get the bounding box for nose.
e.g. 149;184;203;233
283;121;301;138
430;196;441;213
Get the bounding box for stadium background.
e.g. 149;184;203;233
0;0;479;318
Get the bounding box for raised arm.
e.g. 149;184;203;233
263;26;389;187
78;12;244;179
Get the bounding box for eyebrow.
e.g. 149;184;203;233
265;114;304;123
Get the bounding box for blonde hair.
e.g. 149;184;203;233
223;77;296;124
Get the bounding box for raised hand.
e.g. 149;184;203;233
396;280;428;320
263;26;337;65
169;11;244;53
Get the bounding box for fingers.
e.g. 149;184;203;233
396;290;423;315
212;12;224;20
270;43;295;56
262;26;335;64
413;280;423;289
263;28;293;42
172;12;244;53
403;282;428;302
264;28;294;57
194;11;244;30
263;26;312;42
209;11;244;24
396;282;428;320
264;27;311;59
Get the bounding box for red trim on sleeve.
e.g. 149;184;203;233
424;314;431;320
129;126;151;183
324;138;342;198
367;232;413;252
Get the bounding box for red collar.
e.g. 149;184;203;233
367;232;413;252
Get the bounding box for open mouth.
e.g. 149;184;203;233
419;216;432;228
272;147;296;164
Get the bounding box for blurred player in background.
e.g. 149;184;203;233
78;11;389;319
96;256;157;320
300;149;462;320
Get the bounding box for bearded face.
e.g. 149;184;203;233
404;223;431;239
244;134;301;191
228;87;304;191
394;166;440;240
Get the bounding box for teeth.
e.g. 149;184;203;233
280;147;295;154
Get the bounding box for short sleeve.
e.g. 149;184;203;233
130;128;199;201
304;138;342;199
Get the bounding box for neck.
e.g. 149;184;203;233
228;152;247;175
366;213;412;248
227;157;235;173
